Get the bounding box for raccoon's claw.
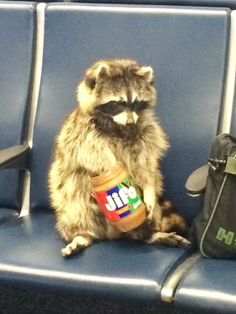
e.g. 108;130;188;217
169;233;191;247
61;235;92;257
147;231;191;248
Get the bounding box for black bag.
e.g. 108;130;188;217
186;133;236;259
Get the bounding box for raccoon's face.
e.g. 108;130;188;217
77;59;157;139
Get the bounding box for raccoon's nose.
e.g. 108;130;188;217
126;111;135;124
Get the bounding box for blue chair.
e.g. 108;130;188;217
165;10;236;313
0;2;231;309
0;2;36;224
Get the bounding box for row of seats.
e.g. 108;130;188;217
0;1;235;313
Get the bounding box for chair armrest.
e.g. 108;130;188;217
185;164;209;197
0;143;30;169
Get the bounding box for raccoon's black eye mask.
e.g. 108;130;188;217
97;100;150;116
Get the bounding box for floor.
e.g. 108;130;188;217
0;285;196;314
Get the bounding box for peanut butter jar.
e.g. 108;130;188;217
91;165;147;232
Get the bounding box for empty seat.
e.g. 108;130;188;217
174;258;236;313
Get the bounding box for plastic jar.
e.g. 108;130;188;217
91;165;146;232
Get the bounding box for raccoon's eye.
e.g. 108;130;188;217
98;101;126;116
133;101;150;112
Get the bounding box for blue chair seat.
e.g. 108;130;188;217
175;257;236;313
0;212;190;303
0;208;19;225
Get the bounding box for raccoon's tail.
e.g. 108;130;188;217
160;200;189;237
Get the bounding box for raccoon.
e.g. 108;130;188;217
48;59;190;257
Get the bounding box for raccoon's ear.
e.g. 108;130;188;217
136;66;154;83
85;63;110;90
95;63;110;79
85;76;96;90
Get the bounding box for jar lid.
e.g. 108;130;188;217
91;164;129;190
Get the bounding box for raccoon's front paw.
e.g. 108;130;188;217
148;231;191;248
61;235;92;257
143;185;156;220
144;198;155;219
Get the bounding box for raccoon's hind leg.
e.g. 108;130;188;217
50;168;107;257
160;200;189;238
147;201;190;247
146;231;190;247
57;199;106;257
128;220;190;247
129;203;190;247
61;235;93;257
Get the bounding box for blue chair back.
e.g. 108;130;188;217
32;4;229;222
68;0;236;9
0;2;36;210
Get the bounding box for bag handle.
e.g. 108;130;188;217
185;164;209;196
